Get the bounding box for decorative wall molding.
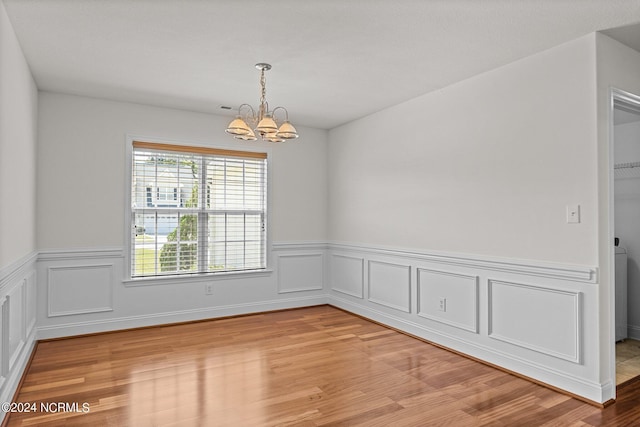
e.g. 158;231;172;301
417;268;479;333
325;243;602;403
38;247;124;262
36;243;329;340
7;287;24;370
367;260;411;313
329;242;597;283
277;253;325;294
330;254;364;298
0;255;37;418
488;280;582;363
272;241;328;252
25;272;36;338
0;251;37;292
0;297;7;383
27;242;604;404
47;264;114;317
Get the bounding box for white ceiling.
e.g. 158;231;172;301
3;0;640;130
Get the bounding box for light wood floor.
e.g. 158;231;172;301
5;305;640;426
616;339;640;385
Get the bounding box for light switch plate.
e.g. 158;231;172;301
567;204;580;224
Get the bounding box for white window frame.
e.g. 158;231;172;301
123;136;272;285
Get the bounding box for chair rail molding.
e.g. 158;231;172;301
328;242;597;283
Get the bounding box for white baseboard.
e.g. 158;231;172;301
37;295;328;339
627;324;640;341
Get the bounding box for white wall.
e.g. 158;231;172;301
329;36;598;267
0;2;38;421
37;93;327;249
36;92;329;337
0;1;37;268
326;34;611;402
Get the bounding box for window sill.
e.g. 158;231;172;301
123;269;273;287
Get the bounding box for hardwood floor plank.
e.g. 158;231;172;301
5;305;640;426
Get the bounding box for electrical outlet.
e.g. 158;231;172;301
438;297;446;312
205;284;214;295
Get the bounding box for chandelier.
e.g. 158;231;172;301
225;63;299;142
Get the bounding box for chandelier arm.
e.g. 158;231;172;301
237;103;257;122
238;103;255;115
271;106;289;123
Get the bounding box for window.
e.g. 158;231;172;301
130;141;267;278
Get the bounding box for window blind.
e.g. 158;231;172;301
130;142;267;278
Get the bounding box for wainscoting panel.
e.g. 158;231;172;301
330;254;364;298
27;241;605;403
48;264;114;317
367;260;411;312
277;253;324;293
488;280;581;363
25;272;36;337
325;243;604;403
0;297;6;389
417;268;479;333
7;284;24;369
0;252;37;422
37;245;327;339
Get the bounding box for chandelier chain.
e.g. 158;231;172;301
259;68;267;107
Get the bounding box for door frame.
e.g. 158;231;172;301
609;87;640;393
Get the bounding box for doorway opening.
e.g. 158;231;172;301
612;89;640;387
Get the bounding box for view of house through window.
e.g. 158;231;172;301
130;141;267;277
